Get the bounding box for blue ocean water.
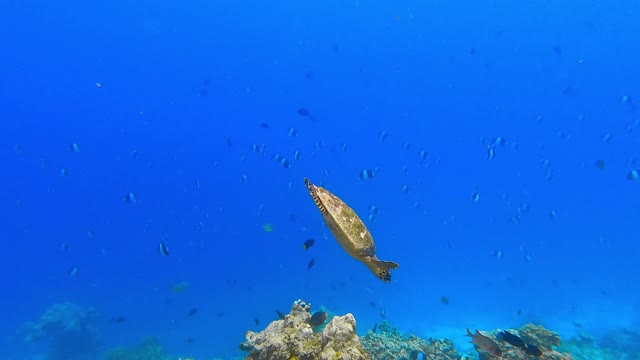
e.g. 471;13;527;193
1;0;639;358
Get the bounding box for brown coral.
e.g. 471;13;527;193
241;299;369;360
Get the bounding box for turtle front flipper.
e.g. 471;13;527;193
365;257;399;283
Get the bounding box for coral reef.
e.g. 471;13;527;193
240;299;369;360
360;321;459;360
103;337;172;360
470;324;573;360
20;302;100;360
560;328;640;360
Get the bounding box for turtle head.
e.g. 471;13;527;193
304;178;328;214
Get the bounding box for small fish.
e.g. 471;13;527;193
254;317;260;325
68;267;79;277
59;242;69;251
498;330;526;349
419;150;428;162
307;258;315;270
186;337;194;344
409;351;425;360
308;311;328;326
297;108;317;121
372;322;378;333
110;316;126;324
472;192;480;202
525;344;543;356
273;154;291;168
594;159;606;170
259;123;269;129
517;309;522;316
187;308;198;316
68;143;80;153
251;143;266;156
303;239;315;250
288;128;298;137
123;192;137;203
627;170;639;181
487;146;496;160
380;307;386;320
263;223;273;232
275;309;286;320
379;130;389;143
467;329;502;357
440;296;449;305
367;214;376;223
400;185;409;193
171;281;189;293
96;82;102;88
293;151;301;160
369;205;380;214
60;168;68;176
358;169;375;180
158;242;170;256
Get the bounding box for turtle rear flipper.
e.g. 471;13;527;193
367;258;399;282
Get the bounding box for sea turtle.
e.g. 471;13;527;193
304;178;399;282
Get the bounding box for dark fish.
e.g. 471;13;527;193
273;154;290;168
297;108;316;121
517;309;522;316
487;146;496;160
110;316;126;324
440;296;449;305
259;123;269;129
467;329;502;357
158;242;170;256
359;169;375;180
498;330;526;349
304;71;314;79
254;317;260;325
525;344;543;356
372;322;377;333
409;351;425;360
307;258;315;270
303;239;315;250
275;309;286;320
572;322;584;328
369;301;376;308
226;138;233;147
123;192;137;203
308;311;328;326
594;159;606;169
187;308;198;316
186;337;194;344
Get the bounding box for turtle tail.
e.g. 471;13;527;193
369;258;399;283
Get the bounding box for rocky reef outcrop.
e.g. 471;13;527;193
20;302;100;360
360;321;459;360
240;299;369;360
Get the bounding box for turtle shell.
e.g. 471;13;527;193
304;178;375;259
